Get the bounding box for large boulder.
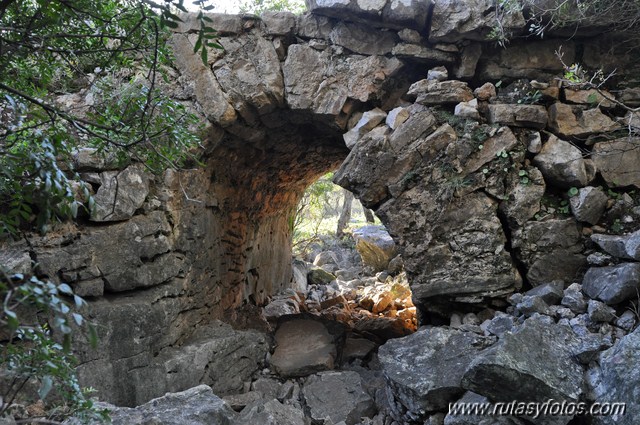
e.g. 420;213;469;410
302;371;376;425
512;219;586;286
591;230;640;261
65;385;237;425
270;318;337;378
234;399;306;425
462;316;584;424
591;138;640;188
306;0;432;32
352;225;397;272
582;263;640;305
588;327;640;425
378;327;494;422
90;165;150;222
547;103;619;138
533;135;596;188
429;0;525;42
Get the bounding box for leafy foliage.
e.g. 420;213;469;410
0;273;107;422
0;0;218;237
239;0;306;14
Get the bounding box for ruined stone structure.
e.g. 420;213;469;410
2;0;640;410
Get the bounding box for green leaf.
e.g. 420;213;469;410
587;93;598;104
201;46;208;64
72;313;84;326
568;187;579;197
193;37;202;54
58;283;73;295
38;376;54;400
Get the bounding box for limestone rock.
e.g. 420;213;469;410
385;106;409;130
479;40;574;81
524;281;564;305
308;266;336;285
473;82;496;101
587;300;616;323
302;371;376;425
582;263;640;305
90;165;149;222
454;98;479;120
379;327;493;422
563;88;615;108
407;79;474;105
352;225;397;272
462;316;584;408
512;219;586;286
234;399;305;425
283;44;402;117
343;108;387;149
591;230;640;261
306;0;432;32
589;327;640;424
487;104;548;129
561;283;587;314
499;166;545;227
270;319;336;378
329;21;397;55
547;103;619;138
428;66;448;81
533;135;595;188
454;43;483;79
261;11;296;35
391;43;457;63
65;385;236;425
570;186;608;225
591;138;640;188
429;0;525;42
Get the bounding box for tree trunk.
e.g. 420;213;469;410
336;189;354;238
362;202;375;223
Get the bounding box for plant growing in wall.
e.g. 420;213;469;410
0;0;218;238
0;272;107;422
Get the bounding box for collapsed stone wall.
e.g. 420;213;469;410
1;0;640;406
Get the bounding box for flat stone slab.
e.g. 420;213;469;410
270;319;336;378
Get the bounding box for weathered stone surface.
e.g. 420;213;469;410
283;44;402;117
90;165;149;222
352;225;397;272
454;98;479;120
270;319;336;378
487;104;548;129
479;41;575;80
500;166;545;227
343;108;387;148
429;0;525;42
587;299;616;323
385;106;409;130
329;21;397;55
533;135;595;188
391;43;457;63
407;192;521;303
454;43;482;79
591;229;640;261
407;79;474;105
548;103;619;138
379;327;493;422
306;0;432;32
512;219;586;286
170;34;236;126
592;138;640;188
589;327;640;425
582;263;640;305
261;11;296;35
308;266;336;285
302;371;376;425
234;399;305;425
462;316;584;408
473;82;496;101
524;281;564;306
561;283;588;314
65;385;236;425
564;88;615;108
570;186;608;225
